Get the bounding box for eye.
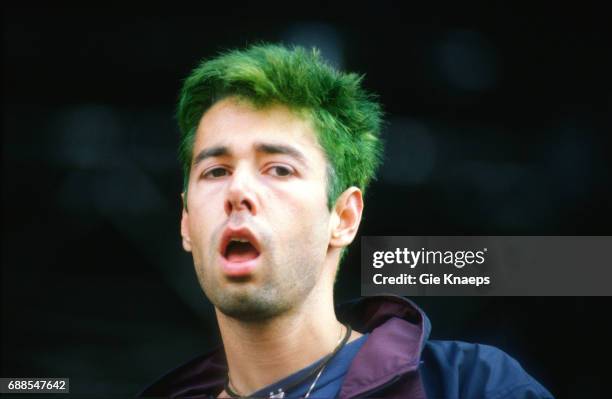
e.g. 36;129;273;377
203;167;230;179
266;165;294;177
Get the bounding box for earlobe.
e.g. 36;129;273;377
329;187;364;248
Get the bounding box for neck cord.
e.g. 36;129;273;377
303;360;326;399
224;323;352;399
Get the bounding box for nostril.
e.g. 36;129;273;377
225;195;257;216
225;199;253;215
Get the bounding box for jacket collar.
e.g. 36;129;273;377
140;295;430;398
336;295;430;399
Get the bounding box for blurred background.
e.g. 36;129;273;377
2;3;611;398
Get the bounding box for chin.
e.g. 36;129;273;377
209;286;293;322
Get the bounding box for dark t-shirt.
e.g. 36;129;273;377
249;334;369;398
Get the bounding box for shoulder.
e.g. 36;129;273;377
420;340;554;399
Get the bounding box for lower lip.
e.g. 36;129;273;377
220;255;260;277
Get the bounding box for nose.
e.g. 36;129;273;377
224;167;258;216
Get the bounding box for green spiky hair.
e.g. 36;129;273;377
177;43;384;209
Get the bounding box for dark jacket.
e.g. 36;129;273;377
140;296;554;398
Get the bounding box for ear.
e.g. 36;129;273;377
329;187;364;249
180;193;192;252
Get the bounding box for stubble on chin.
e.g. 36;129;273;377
196;221;324;322
202;257;319;323
211;285;293;321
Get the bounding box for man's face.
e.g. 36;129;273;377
181;97;332;320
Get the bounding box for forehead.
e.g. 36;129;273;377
193;97;323;159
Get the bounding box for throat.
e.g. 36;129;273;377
220;321;354;398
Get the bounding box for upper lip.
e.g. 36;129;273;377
219;226;261;258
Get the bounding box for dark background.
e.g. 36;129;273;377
2;4;611;398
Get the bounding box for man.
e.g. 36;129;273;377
140;44;553;398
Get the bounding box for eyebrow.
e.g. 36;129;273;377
192;142;309;167
254;143;308;166
193;146;229;166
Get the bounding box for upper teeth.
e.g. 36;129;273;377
230;238;249;243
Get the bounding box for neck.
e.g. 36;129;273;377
216;271;356;396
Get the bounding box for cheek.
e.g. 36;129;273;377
187;207;217;256
187;185;225;229
272;184;330;237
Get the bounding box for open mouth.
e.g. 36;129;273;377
219;227;262;265
225;238;260;262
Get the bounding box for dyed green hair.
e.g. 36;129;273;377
177;43;384;209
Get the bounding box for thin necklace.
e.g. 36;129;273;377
225;324;352;399
303;362;326;399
